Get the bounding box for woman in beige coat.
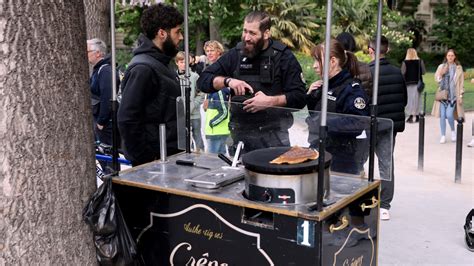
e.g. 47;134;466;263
432;49;465;144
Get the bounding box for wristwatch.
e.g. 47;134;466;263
224;77;231;87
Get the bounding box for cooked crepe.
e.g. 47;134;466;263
270;146;319;165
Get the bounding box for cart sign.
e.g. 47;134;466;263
297;219;315;247
137;204;275;265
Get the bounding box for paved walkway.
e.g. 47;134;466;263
378;111;473;265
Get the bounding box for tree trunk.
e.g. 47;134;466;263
195;23;205;55
84;0;110;46
209;19;222;44
0;1;96;264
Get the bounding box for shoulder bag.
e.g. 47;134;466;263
417;60;425;92
435;88;448;101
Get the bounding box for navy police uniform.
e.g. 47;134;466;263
197;39;306;153
306;69;369;174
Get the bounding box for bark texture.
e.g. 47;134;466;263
0;1;96;264
84;0;110;46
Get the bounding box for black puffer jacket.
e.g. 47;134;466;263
369;58;407;133
118;34;181;166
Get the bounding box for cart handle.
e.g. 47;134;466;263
360;196;378;212
329;216;349;233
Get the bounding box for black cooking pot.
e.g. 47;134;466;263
241;147;332;204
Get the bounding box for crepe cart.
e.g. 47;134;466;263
112;98;395;265
111;1;393;264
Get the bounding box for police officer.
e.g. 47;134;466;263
306;39;369;175
197;11;306;153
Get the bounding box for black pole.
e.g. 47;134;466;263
455;118;463;183
185;86;191;153
317;126;327;212
111;101;120;174
184;0;191;153
368;105;378;182
317;0;333;215
368;0;384;182
417;92;426;171
423;91;427;115
110;0;119;174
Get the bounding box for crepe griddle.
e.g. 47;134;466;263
242;147;331;175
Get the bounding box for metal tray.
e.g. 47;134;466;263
184;166;244;189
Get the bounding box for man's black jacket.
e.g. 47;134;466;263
369;58;407;133
118;34;181;166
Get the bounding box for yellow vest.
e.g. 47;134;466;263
205;93;230;136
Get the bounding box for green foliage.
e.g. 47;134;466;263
116;3;143;46
365;4;414;66
116;49;133;67
417;52;445;71
465;69;474;80
332;0;373;37
295;52;317;88
355;51;371;64
432;0;474;68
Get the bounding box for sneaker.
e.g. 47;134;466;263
468;140;474;148
451;131;457;142
380;208;390;220
440;136;446;144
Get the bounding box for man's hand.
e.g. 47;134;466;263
97;124;104;130
243;91;276;113
228;78;254;95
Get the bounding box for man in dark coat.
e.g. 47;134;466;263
118;4;183;166
87;38;120;146
88;38;121;173
197;11;306;153
368;36;407;221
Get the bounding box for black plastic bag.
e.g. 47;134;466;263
83;177;140;265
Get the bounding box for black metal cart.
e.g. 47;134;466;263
113;151;380;265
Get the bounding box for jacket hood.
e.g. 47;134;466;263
133;33;173;66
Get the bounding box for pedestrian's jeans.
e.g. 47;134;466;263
439;101;455;136
376;131;396;210
207;135;228;154
191;118;204;151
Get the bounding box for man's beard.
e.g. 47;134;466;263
241;36;265;59
162;35;179;57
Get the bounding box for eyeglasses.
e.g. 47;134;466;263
87;50;97;53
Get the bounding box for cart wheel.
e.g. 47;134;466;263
465;234;474;252
465;223;474;252
465;209;474;252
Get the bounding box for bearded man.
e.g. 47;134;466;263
118;3;183;166
197;11;306;153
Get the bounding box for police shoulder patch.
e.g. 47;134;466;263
354;97;366;109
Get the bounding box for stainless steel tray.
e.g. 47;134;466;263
184;166;244;189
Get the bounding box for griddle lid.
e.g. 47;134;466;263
241;147;332;175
